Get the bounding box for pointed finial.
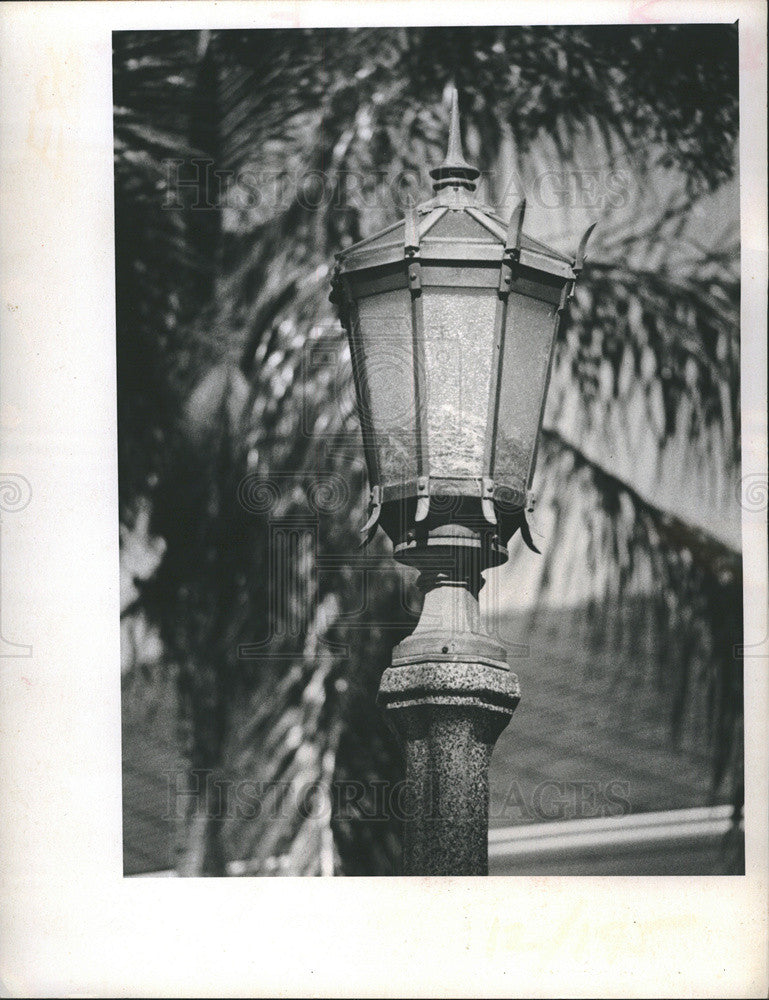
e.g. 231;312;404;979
573;222;597;275
430;86;480;192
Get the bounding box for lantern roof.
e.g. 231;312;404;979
335;88;577;281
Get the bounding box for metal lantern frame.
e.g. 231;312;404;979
331;92;594;558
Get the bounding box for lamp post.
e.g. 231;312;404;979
331;89;594;875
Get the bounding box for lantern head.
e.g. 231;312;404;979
331;89;593;566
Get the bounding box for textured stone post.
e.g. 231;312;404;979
378;528;520;875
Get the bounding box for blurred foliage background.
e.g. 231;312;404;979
115;25;742;875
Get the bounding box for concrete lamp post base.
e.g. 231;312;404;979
377;530;521;875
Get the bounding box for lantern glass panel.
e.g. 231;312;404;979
355;288;419;484
494;292;559;493
421;286;497;479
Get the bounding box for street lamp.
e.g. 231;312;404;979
331;89;594;875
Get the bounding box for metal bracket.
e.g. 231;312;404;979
518;491;540;553
508;197;526;263
499;198;526;297
405;206;422;295
406;207;429;488
415;475;430;522
408;259;422;294
329;261;351;329
360;484;382;536
481;476;497;525
519;512;541;554
404;206;419;254
498;256;513;296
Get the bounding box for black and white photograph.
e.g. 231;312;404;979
1;2;767;996
115;22;745;878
